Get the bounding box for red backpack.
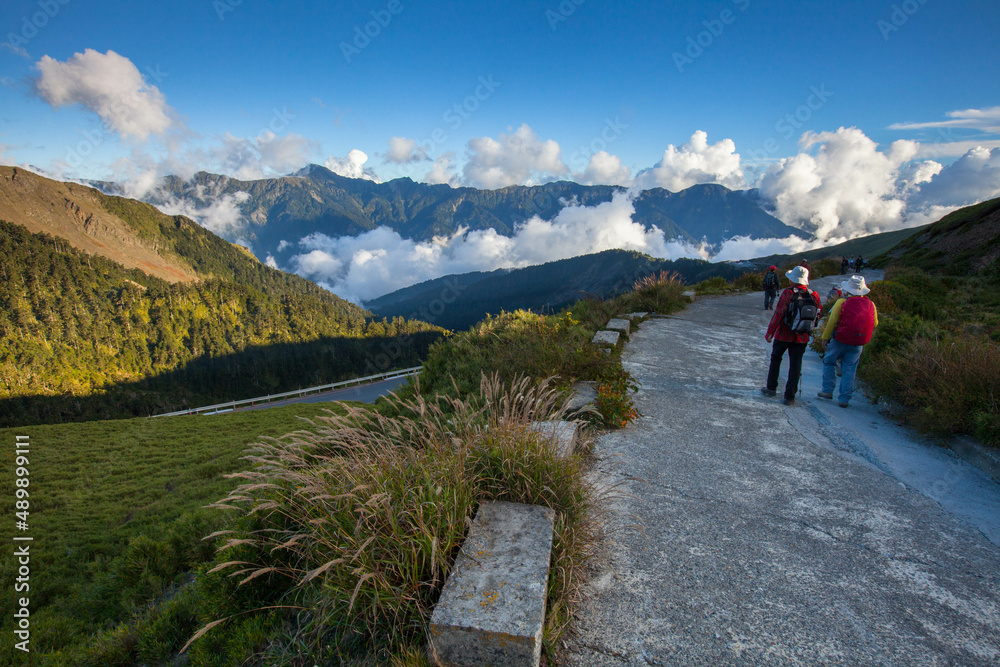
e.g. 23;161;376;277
835;296;876;345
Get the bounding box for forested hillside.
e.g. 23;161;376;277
0;220;443;426
366;249;752;330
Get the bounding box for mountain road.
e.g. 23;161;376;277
562;270;1000;665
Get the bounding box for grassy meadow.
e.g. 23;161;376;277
0;402;354;664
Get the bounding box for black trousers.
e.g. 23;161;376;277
766;340;807;400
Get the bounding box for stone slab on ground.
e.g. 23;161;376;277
567;381;598;415
605;318;631;336
530;420;579;458
591;330;620;347
621;312;649;323
429;502;555;667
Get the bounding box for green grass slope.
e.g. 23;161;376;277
0;403;355;664
874;196;1000;273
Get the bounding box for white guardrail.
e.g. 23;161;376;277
152;366;423;418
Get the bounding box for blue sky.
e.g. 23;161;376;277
2;0;1000;296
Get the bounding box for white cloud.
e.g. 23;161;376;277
34;49;175;140
289;190;708;302
156;190;251;240
384;137;428;164
256;131;315;174
423;153;460;186
890;106;1000;134
891;107;1000;158
708;235;823;262
324;149;380;182
2;42;29;59
757;127;919;242
633;131;745;192
910;146;1000;209
210;131;315;181
574;151;632;186
462;124;568;189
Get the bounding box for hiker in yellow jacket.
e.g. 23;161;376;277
818;275;878;408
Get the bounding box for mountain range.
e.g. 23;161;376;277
140;164;809;265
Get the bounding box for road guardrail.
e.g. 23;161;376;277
153;366;422;417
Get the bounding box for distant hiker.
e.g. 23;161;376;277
762;265;779;310
761;266;822;406
854;255;864;273
798;259;810;270
826;283;843;303
817;275;878;408
841;256;850;274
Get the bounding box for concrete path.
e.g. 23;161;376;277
562;271;1000;666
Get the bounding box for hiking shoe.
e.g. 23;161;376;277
760;387;776;397
838;401;849;408
817;391;833;400
783;398;796;406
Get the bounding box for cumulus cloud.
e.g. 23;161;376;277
384;137;428;164
910;146;1000;209
287;191;706;302
633;131;745;192
423;153;460;186
757;127;921;242
574;151;632;186
324;149;380;182
462;124;568;189
34;49;175;140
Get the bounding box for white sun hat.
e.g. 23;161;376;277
785;266;809;285
842;275;871;296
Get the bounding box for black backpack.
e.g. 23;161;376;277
763;272;779;290
783;288;819;334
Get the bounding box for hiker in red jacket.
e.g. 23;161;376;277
761;265;822;406
818;275;878;408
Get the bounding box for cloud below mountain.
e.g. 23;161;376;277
289;190;702;302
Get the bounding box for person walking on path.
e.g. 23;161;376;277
762;264;780;310
762;266;822;405
818;274;878;408
841;256;850;274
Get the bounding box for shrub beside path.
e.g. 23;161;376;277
562;270;1000;665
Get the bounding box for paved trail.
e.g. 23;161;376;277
563;271;1000;666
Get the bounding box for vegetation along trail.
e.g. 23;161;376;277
563;270;1000;665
